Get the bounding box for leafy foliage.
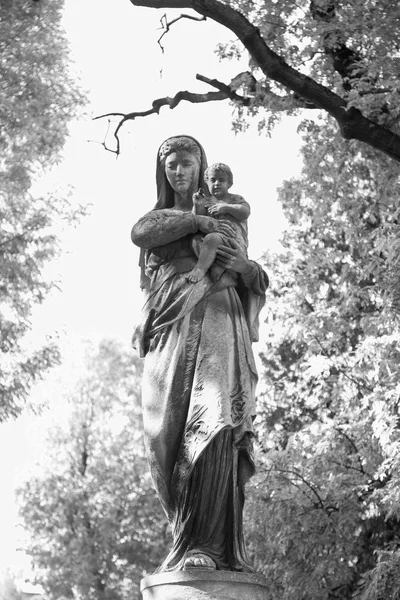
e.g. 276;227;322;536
0;571;23;600
117;0;400;161
220;0;400;136
0;0;86;419
18;340;169;600
243;114;400;599
13;4;400;595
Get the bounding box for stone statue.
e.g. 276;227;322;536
188;162;250;283
131;135;269;574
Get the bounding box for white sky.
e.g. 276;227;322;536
0;0;303;579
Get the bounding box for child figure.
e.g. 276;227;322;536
187;162;250;283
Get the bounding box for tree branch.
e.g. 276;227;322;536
94;70;322;154
198;72;320;110
158;12;206;51
276;467;327;511
196;73;250;104
127;0;400;163
313;334;375;393
310;0;369;92
308;0;393;105
94;86;232;155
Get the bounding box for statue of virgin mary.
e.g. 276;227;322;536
131;135;268;572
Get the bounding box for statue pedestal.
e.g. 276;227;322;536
140;570;269;600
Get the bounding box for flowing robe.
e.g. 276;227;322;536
132;208;268;571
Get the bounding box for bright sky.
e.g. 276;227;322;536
0;0;303;580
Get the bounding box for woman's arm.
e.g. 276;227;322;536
241;260;269;294
131;209;197;249
216;240;268;342
132;209;236;249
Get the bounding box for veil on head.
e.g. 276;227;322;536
139;135;209;289
154;135;209;209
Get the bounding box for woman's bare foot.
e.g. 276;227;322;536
184;552;216;570
187;267;206;283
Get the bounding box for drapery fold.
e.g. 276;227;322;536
132;219;268;571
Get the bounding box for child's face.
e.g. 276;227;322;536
206;170;230;199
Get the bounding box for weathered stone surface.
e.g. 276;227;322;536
140;570;269;600
131;135;269;574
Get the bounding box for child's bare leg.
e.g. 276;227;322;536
187;233;222;282
209;261;225;282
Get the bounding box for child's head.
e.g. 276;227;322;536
204;163;233;198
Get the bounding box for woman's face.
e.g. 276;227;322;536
164;150;200;196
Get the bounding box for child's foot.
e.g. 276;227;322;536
187;267;206;282
210;264;224;282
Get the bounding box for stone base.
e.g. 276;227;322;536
140;570;269;600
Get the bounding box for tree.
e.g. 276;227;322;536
241;118;400;599
0;570;23;600
98;0;400;162
0;0;86;419
18;339;169;600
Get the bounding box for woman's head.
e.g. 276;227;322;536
155;135;208;209
158;136;202;167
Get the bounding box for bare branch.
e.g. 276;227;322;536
359;88;393;97
196;74;250;104
93;70;319;154
331;458;366;476
87;118;122;156
94;85;232;155
203;71;320;110
334;426;368;476
197;71;319;110
158;12;206;51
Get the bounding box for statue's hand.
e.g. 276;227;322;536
215;240;251;274
217;221;236;237
193;189;207;204
207;203;227;216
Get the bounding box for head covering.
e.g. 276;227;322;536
154;135;209;209
139;135;209;289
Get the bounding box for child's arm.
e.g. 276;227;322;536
207;195;250;221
